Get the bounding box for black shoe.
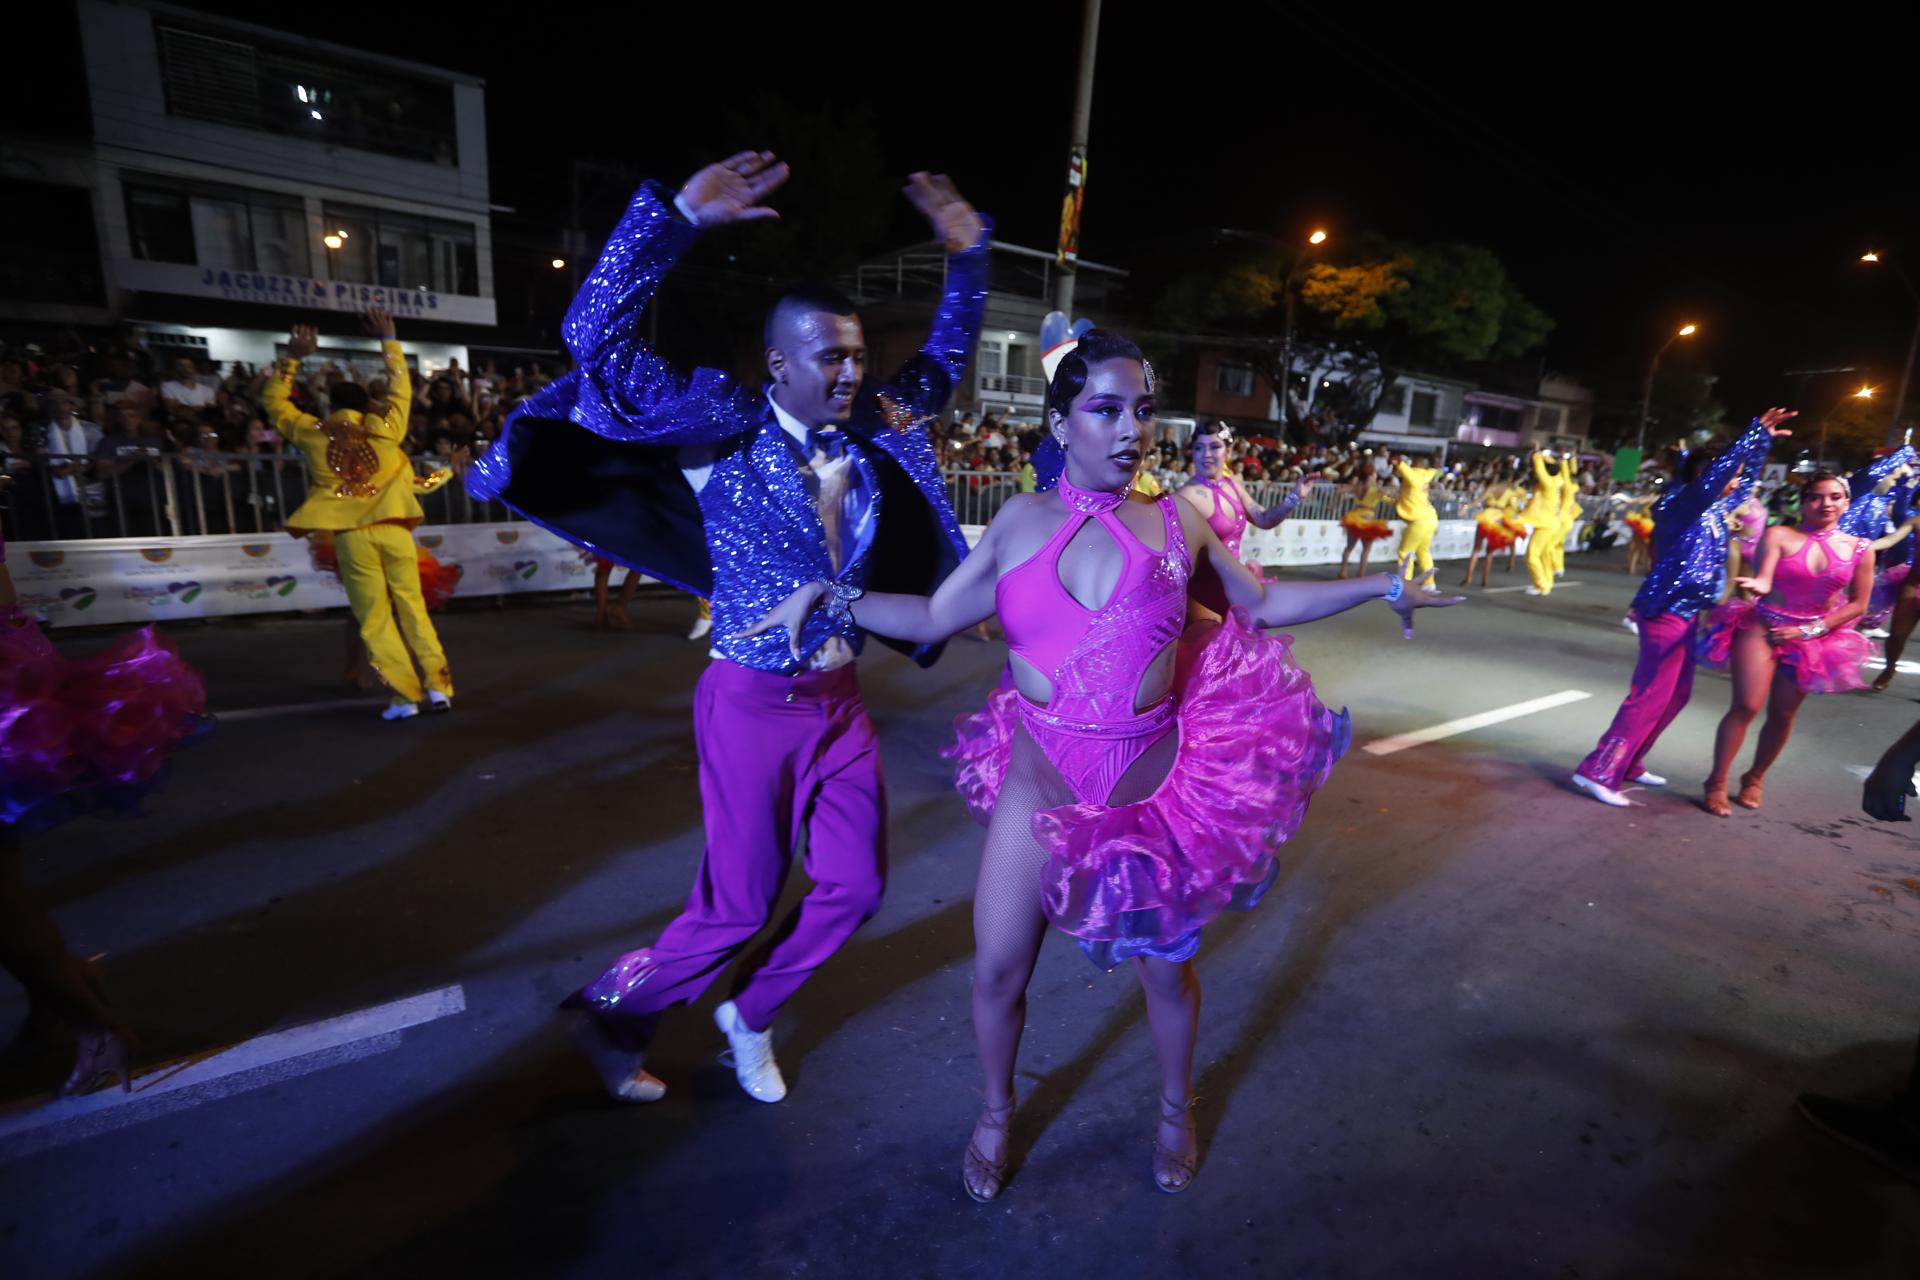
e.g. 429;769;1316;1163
1796;1093;1920;1183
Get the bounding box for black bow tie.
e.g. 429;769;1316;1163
805;428;850;462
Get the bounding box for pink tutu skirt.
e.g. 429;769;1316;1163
943;608;1351;969
1697;598;1874;693
0;609;209;831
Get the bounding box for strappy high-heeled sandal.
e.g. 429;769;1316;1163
1703;780;1732;818
963;1097;1015;1203
1737;770;1766;810
1152;1092;1200;1194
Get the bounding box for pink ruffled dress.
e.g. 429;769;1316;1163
0;532;209;831
944;482;1349;969
1699;527;1874;693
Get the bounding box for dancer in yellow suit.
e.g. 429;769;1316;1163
1393;454;1440;578
1518;448;1566;595
1550;454;1582;578
264;307;453;721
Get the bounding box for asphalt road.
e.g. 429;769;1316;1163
3;549;1918;1278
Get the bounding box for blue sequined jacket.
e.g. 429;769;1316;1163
1839;445;1916;539
468;182;990;672
1632;417;1774;621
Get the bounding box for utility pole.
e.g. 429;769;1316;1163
1052;0;1101;317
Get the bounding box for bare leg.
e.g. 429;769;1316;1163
1338;532;1356;579
611;571;639;630
0;829;132;1095
1740;665;1808;807
1357;540;1372;576
963;732;1067;1198
1460;534;1483;586
592;561;612;627
1877;582;1920;689
1707;625;1773;815
1134;956;1201;1190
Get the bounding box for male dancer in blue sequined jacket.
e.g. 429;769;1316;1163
1572;410;1793;807
469;151;989;1104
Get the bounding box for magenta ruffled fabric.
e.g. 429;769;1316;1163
1698;598;1874;693
943;608;1351;968
0;609;209;830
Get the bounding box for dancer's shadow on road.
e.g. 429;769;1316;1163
1456;1026;1917;1276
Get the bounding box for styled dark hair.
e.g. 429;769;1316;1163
1803;467;1847;493
329;382;369;414
1045;329;1147;418
764;284;860;348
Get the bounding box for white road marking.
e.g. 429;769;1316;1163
1363;690;1593;756
1481;582;1583;595
0;984;465;1162
218;698;388;722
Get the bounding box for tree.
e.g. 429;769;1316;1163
1160;235;1553;431
1816;394;1886;468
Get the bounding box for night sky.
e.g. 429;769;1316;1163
73;4;1920;424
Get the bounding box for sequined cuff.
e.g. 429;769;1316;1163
823;578;864;622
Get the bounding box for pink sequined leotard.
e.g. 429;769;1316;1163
1702;526;1874;693
994;478;1190;805
1191;477;1250;562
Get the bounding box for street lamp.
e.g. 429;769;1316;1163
1277;228;1330;435
1635;321;1699;452
550;257;566;270
1862;251;1920;445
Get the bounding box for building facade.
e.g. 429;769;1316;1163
0;0;494;376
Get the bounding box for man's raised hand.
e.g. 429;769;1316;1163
1759;407;1797;437
678;151;790;228
286;324;319;360
362;306;396;339
904;172;984;255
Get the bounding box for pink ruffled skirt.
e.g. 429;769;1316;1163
1;609;209;831
942;608;1351;969
1697;597;1874;693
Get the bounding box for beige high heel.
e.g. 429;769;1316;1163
1152;1092;1200;1194
962;1097;1015;1203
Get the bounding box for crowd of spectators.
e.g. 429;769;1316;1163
0;326;554;540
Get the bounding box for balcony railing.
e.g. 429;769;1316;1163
975;372;1047;404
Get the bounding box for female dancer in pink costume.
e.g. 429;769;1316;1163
743;332;1460;1199
1700;471;1873;815
1175;423;1313;582
0;522;205;1094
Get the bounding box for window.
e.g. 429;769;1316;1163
1215;361;1255;398
1536;406;1562;434
322;204;479;294
1409;391;1438;427
124;178;311;276
156;24;458;165
1377;384;1407;416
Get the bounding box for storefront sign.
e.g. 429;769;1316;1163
111;258;499;327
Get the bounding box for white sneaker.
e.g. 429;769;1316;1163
687;616;712;641
1572;772;1633;807
426;690;453;714
1630;770;1667;787
1622;615;1640;635
381;698;419;721
714;1000;786;1103
1524;586;1545;596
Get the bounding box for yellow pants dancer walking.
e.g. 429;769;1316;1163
1393;456;1440;577
1518;449;1565;595
1550;455;1580;577
263;307;453;721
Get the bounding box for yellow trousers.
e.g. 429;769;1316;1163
336;522;452;704
1525;523;1556;593
1397;512;1437;577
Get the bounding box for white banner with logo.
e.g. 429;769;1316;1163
15;517;1588;629
961;518;1585;566
10;523;601;629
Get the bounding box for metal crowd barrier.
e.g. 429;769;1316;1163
1;451;516;542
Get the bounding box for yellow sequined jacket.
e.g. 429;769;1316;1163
263;339;421;536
